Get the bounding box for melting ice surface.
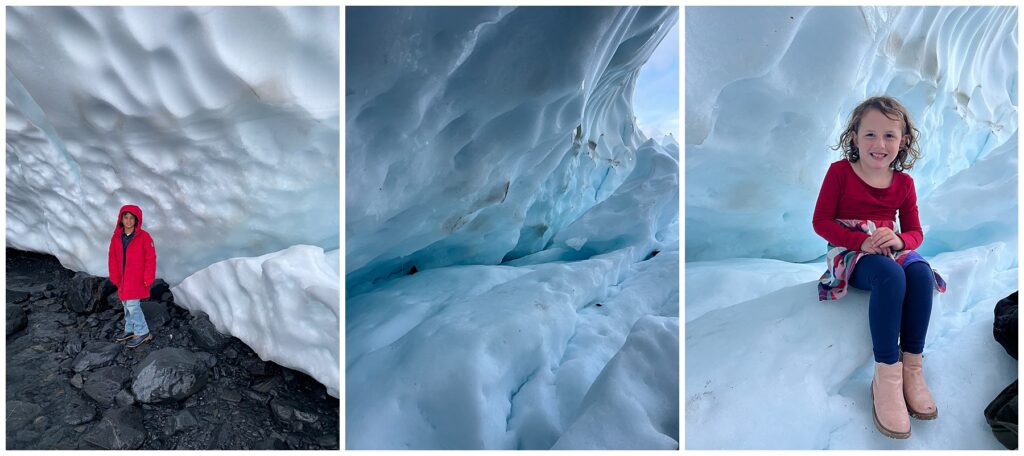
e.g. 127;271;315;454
6;7;340;396
685;6;1017;449
346;6;679;449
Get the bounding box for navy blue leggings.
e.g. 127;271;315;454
848;255;935;364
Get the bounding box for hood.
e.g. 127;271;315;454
116;204;143;231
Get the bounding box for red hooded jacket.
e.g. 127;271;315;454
107;205;157;301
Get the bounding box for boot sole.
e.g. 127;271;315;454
872;385;911;439
908;407;938;420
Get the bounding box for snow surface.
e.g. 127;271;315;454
346;6;679;449
6;6;340;396
685;6;1018;449
173;245;340;398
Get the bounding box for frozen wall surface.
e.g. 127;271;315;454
6;6;340;396
346;6;679;449
685;6;1017;262
6;6;340;284
347;6;678;289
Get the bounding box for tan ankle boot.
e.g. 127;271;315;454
902;352;938;420
872;361;911;439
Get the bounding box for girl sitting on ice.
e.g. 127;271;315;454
812;96;946;440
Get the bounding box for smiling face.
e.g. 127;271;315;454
121;212;136;231
852;108;905;172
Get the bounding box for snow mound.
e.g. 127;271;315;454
172;245;339;398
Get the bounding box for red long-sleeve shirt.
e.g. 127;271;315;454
812;159;923;252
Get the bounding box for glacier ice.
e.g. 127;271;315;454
685;6;1017;263
685;6;1017;449
346;6;679;449
6;6;340;395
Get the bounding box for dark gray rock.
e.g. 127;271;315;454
115;390;136;407
317;433;339;449
131;347;209;403
220;389;242;402
70;373;85;389
65;272;115;314
82;365;130;406
269;398;318;425
256;434;289;450
7;304;28;335
71;341;121;372
64;398;97;425
83;407;145;450
7;400;43;428
149;280;171;301
242;357;275;377
189;314;231;351
7;289;30;304
140;300;171;328
251;376;282;394
165;409;198;436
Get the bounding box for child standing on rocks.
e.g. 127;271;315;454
812;96;946;439
107;204;157;348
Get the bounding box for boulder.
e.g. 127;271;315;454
65;273;115;314
83;407;146;450
83;365;131;406
189;314;231;350
140;301;171;328
71;341;121;372
64;398;97;425
131;347;209;403
7;400;43;429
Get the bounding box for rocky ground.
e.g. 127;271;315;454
6;249;339;450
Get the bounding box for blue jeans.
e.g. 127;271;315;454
848;255;935;364
122;299;150;336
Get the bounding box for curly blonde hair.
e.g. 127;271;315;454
832;96;921;171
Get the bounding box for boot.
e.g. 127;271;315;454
902;352;938;420
872;361;911;439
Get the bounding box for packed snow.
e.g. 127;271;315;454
346;6;679;449
6;6;340;395
685;6;1017;449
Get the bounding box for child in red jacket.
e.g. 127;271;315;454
812;96;945;439
107;204;157;348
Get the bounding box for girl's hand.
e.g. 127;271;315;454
870;227;905;252
860;237;883;255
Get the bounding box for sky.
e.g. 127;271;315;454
634;19;680;141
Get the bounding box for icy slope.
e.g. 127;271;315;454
6;6;339;284
685;6;1017;262
685;243;1017;449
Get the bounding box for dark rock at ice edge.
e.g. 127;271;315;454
65;272;115;314
64;398;97;425
7;400;43;428
149;279;171;301
71;341;121;372
82;365;131;406
189;314;232;350
131;347;209;403
7;304;28;335
270;398;320;425
141;300;171;328
83;407;145;450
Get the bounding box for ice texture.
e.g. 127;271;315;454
173;245;340;398
6;6;340;284
6;6;340;396
685;6;1018;449
346;6;679;449
685;6;1017;262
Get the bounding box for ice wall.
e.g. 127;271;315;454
346;6;679;290
6;6;340;284
685;6;1017;262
